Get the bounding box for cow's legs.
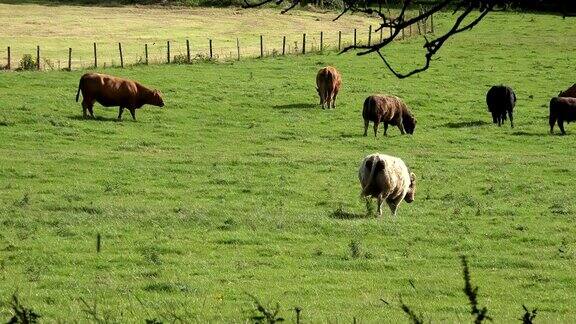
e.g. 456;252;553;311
331;90;338;109
376;195;383;217
363;119;369;137
129;108;136;121
559;119;566;135
82;99;93;119
509;110;514;128
373;121;380;137
118;107;124;120
397;119;406;135
549;115;556;134
387;197;403;219
383;123;389;136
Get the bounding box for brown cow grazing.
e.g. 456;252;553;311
316;66;342;109
362;95;416;136
358;153;416;218
75;73;164;120
549;97;576;135
559;84;576;98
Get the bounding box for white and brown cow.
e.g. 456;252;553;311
358;153;416;217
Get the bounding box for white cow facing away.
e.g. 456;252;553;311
358;153;416;217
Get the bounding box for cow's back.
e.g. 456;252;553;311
316;66;340;91
560;84;576;98
80;73;138;107
487;85;515;111
359;153;410;198
363;95;404;123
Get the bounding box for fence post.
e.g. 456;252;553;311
36;45;40;70
186;39;191;63
368;25;372;46
320;31;323;52
93;42;97;68
354;28;357;46
302;33;306;54
409;24;412;37
380;27;383;42
390;26;393;38
145;44;148;65
6;46;10;70
236;38;240;60
338;31;341;51
402;27;405;39
282;36;286;55
431;13;434;33
119;43;124;68
68;48;72;71
209;39;213;59
167;41;170;63
260;35;263;58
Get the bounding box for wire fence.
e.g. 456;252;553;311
0;17;434;71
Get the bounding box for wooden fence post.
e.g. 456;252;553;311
320;31;323;52
402;27;405;39
118;43;124;68
145;44;148;65
338;31;341;51
368;25;372;46
186;39;191;63
431;13;435;33
93;42;97;68
409;24;412;37
354;28;357;46
68;48;72;71
390;26;393;38
302;33;306;54
282;36;286;55
167;41;170;63
236;38;240;60
260;35;264;58
36;45;40;70
6;46;10;70
380;27;383;42
209;39;213;59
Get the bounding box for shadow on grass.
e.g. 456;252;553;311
510;131;545;137
68;115;120;122
273;103;317;109
442;120;491;128
329;206;371;220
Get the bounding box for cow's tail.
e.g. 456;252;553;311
362;96;373;119
361;156;380;197
75;78;82;102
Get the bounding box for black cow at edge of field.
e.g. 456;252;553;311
549;97;576;135
486;85;516;128
75;73;164;120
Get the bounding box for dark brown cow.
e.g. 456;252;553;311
316;66;342;109
362;95;416;136
75;73;164;120
549;97;576;135
559;84;576;98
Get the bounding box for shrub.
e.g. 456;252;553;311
18;54;36;71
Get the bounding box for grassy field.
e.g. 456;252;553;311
1;6;576;323
0;3;381;68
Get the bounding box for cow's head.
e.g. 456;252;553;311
404;172;416;203
403;113;417;134
151;90;165;107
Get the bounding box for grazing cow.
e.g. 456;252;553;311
549;97;576;135
316;66;342;109
486;85;516;127
358;153;416;217
362;95;416;136
559;84;576;98
75;73;164;120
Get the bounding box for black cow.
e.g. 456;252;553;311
486;85;516;128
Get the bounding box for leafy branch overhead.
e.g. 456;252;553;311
242;0;572;78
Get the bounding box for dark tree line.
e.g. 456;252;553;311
243;0;574;78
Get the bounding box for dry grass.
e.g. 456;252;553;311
0;4;383;68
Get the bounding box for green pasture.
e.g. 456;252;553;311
0;8;575;322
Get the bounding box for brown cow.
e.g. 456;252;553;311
559;84;576;98
549;97;576;135
362;95;416;136
75;73;164;120
316;66;341;109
